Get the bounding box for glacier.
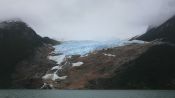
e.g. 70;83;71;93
53;40;145;56
42;39;146;87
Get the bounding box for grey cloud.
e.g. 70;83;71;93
0;0;175;40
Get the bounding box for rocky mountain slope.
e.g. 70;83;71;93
0;20;58;88
136;16;175;44
47;42;175;89
1;15;175;89
45;16;175;89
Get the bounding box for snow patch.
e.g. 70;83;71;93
42;73;67;81
49;84;54;88
103;53;116;57
51;66;62;70
48;55;65;64
67;55;72;59
80;54;89;57
72;62;84;67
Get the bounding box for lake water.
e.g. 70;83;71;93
0;90;175;98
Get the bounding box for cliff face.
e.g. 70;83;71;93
136;16;175;44
0;20;57;88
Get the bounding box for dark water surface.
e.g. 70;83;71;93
0;90;175;98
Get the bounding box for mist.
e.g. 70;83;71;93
0;0;175;41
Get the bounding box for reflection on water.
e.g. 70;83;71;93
0;90;175;98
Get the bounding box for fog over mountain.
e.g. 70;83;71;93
0;0;175;40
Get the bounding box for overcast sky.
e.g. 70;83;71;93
0;0;175;40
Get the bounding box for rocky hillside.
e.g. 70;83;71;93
45;16;175;89
136;16;175;44
0;20;58;88
47;42;175;89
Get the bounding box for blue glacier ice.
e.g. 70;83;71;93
46;39;145;79
53;40;145;56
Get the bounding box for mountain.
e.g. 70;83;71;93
43;16;175;89
0;20;58;88
135;16;175;44
85;16;175;89
47;42;175;89
1;15;175;89
86;43;175;89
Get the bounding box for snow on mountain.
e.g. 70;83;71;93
72;62;84;67
42;39;145;88
53;40;145;56
48;39;145;67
